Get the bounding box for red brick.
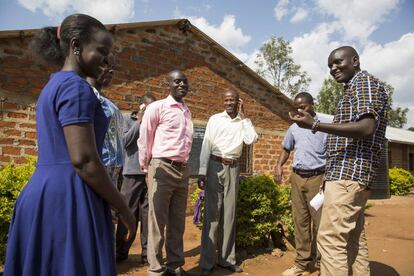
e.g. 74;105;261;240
4;129;21;137
0;138;14;145
18;139;36;146
3;146;21;155
0;155;11;163
1;102;19;109
6;112;27;119
19;123;36;129
25;132;37;139
24;148;38;156
0;121;16;128
13;157;28;164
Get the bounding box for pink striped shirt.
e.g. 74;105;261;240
138;95;193;170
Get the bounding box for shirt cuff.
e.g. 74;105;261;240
355;107;379;122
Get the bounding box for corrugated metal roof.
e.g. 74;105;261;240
317;113;414;145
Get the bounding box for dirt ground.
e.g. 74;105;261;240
117;195;414;276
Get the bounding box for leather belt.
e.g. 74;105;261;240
293;167;325;178
157;157;187;169
210;154;238;165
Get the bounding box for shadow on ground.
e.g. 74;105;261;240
370;261;400;276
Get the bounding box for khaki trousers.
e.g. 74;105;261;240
200;159;240;270
317;180;370;276
147;159;190;275
290;172;323;271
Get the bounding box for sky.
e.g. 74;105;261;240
1;0;413;127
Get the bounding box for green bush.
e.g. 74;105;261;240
389;167;414;196
236;175;292;247
190;174;293;248
0;157;36;263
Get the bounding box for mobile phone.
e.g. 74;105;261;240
140;103;146;110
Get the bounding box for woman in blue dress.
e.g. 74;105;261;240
4;14;135;276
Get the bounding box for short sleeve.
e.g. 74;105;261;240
282;125;295;151
351;76;385;122
55;79;98;127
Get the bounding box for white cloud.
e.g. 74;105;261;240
290;7;308;23
316;0;399;42
274;0;290;21
17;0;134;23
361;32;414;124
186;15;251;52
290;22;342;96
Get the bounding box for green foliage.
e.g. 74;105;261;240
236;175;292;248
389;167;414;196
190;175;294;248
0;157;36;263
383;82;409;128
255;35;311;98
315;77;344;115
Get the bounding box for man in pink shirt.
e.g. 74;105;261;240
138;70;193;276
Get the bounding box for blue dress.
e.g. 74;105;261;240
4;71;116;276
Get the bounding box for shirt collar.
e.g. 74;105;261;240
92;86;105;103
220;111;242;120
345;70;364;87
166;95;189;111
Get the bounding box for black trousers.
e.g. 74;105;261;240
116;174;149;258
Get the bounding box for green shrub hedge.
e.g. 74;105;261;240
236;175;292;247
389;167;414;196
0;157;36;263
191;174;293;248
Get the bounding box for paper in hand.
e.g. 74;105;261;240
310;191;324;211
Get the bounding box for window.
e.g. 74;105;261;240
409;153;414;171
239;144;253;175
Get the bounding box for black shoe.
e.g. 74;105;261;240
140;255;148;265
200;267;214;276
217;264;243;273
116;255;128;263
165;268;192;276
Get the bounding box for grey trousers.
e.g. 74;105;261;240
200;159;240;270
147;158;190;275
116;174;149;259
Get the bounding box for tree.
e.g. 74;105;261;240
315;77;344;115
383;83;409;128
408;127;414;131
255;36;311;98
315;78;409;128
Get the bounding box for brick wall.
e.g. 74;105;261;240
389;142;414;174
0;22;294;179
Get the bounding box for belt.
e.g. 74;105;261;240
210;154;238;165
293;167;325;178
157;157;187;169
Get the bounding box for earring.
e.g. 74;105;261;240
74;50;80;56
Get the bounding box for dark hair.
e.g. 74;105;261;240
294;92;314;104
141;92;157;104
333;46;359;59
30;14;107;66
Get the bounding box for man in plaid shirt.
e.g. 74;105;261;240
290;46;388;276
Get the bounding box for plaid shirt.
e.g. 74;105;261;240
325;71;389;185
